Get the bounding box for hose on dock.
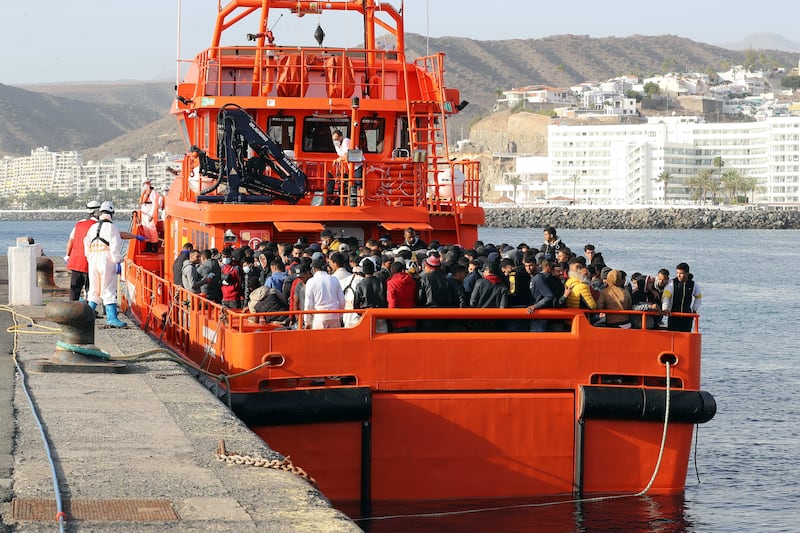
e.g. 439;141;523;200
1;304;67;532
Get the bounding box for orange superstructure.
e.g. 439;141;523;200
121;0;714;510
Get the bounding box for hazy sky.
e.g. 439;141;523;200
3;0;797;85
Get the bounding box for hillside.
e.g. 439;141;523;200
1;33;798;158
81;115;184;161
0;81;174;157
403;33;798;136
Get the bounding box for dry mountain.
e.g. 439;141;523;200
403;33;798;134
0;81;175;157
1;34;797;158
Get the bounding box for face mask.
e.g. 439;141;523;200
334;140;341;148
222;258;231;265
243;266;251;273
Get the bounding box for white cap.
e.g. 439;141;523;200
99;201;115;214
86;199;101;210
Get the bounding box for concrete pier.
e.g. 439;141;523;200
0;256;360;532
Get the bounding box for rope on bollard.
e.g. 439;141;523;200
55;340;111;360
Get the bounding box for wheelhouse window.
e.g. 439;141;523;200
359;116;385;154
268;116;295;150
302;117;350;153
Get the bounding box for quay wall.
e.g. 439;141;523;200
2;207;800;229
482;207;800;230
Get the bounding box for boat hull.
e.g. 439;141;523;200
243;386;710;502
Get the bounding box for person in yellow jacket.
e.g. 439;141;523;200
565;268;596;310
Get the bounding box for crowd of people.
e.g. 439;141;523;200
169;225;703;332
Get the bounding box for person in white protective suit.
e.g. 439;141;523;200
83;201;127;327
139;178;161;252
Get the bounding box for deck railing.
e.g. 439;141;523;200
124;263;699;358
195;46;403;101
181;152;480;210
122;261;702;398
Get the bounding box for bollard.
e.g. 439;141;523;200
36;256;59;290
7;237;42;305
32;301;125;372
47;301;96;346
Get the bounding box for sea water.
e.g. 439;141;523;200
4;221;798;532
1;220;134;259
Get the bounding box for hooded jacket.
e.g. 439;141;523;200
596;270;632;325
565;272;597;310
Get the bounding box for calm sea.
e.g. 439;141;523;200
3;221;798;532
1;219;130;258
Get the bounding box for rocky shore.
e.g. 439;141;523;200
0;210;133;221
483;206;800;230
2;207;799;229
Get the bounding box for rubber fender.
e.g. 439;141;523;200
580;385;716;424
231;386;372;426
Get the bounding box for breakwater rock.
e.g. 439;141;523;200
483;207;800;230
2;207;799;229
0;210;134;221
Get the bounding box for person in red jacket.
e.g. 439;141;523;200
220;247;243;308
65;200;101;301
386;261;418;332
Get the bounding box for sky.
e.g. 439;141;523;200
2;0;798;85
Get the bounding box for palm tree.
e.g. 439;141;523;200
712;156;725;177
689;169;715;205
507;175;521;203
706;175;722;205
686;175;703;203
655;170;672;204
740;177;760;204
721;169;744;204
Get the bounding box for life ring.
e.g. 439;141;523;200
276;55;307;97
368;73;383;99
325;56;355;98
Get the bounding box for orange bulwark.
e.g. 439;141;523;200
121;0;714;508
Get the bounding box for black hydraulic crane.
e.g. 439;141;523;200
193;104;307;203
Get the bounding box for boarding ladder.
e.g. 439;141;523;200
406;53;462;243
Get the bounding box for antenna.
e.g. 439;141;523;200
426;0;430;56
176;0;182;89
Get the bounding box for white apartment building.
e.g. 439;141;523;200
0;148;180;200
548;121;668;204
495;156;550;203
0;147;81;198
764;117;800;203
580;91;638;116
495;85;575;109
641;74;710;96
547;116;800;205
